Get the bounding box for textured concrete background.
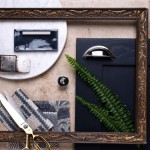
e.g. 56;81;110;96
0;0;149;149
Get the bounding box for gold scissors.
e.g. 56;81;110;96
0;92;51;150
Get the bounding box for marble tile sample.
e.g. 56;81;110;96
0;0;67;80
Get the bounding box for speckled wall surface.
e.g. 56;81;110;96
0;0;149;149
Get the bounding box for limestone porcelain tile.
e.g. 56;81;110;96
60;0;148;8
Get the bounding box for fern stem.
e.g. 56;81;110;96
65;54;134;132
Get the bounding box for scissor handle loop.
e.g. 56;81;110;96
32;135;51;150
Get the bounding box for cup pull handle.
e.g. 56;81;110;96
82;45;115;60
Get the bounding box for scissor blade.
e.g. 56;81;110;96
3;91;26;120
0;93;25;128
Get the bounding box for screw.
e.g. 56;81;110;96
23;124;28;129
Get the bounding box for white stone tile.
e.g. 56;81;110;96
60;0;149;8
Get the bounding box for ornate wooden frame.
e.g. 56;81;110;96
0;8;148;144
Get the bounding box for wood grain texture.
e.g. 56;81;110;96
0;8;148;144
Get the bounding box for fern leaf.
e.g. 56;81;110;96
65;54;134;132
76;96;122;132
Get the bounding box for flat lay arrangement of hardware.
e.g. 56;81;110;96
0;0;149;150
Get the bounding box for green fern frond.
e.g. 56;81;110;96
65;54;134;132
76;96;127;132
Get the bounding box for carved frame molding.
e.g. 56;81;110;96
0;8;148;144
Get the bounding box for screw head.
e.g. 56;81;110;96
23;124;28;129
58;76;69;86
